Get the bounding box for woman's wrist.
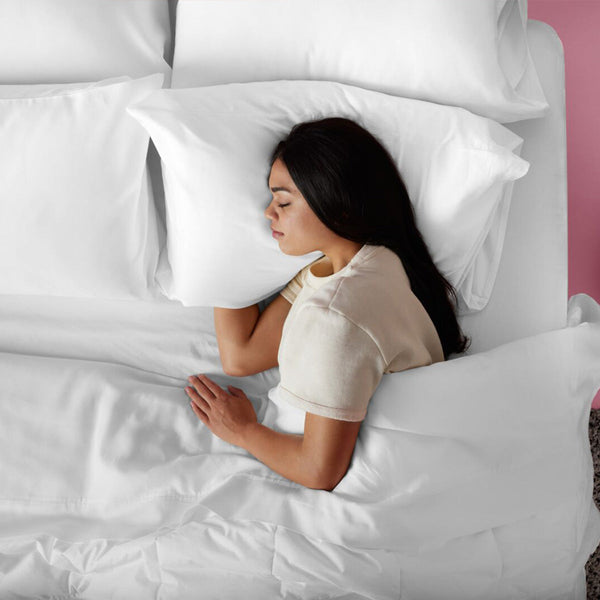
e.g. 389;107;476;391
237;420;263;450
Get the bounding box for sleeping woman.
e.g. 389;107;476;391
185;117;470;491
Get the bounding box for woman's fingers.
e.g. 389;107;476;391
189;399;209;424
190;374;223;398
188;374;223;401
186;385;211;413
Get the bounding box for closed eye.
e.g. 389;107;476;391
278;203;290;208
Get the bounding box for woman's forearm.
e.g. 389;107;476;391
239;423;333;491
213;305;260;373
186;374;356;491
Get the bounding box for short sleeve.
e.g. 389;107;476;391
277;305;387;421
279;266;307;304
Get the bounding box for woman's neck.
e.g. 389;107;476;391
321;241;364;275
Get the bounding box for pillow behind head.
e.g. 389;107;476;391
0;0;172;84
128;80;529;311
172;0;548;124
0;74;164;300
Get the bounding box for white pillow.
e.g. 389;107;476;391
0;74;165;299
0;0;172;85
172;0;548;124
127;80;529;310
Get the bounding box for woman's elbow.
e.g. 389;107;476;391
219;350;249;377
308;467;348;492
315;480;339;493
310;477;342;493
222;360;246;378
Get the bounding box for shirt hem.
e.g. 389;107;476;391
279;290;295;304
277;384;366;422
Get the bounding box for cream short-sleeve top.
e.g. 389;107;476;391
266;244;444;427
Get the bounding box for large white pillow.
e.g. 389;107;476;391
0;0;172;85
0;74;165;299
172;0;548;124
128;80;529;311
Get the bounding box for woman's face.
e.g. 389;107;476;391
265;158;336;256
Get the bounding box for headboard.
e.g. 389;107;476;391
458;20;568;354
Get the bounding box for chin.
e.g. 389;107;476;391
279;245;301;257
277;238;314;257
279;245;296;256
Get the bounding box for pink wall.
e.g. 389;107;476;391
527;1;600;408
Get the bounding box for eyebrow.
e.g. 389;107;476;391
269;186;293;193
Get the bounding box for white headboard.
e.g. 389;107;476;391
458;20;568;354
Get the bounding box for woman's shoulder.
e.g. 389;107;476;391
302;245;442;368
314;245;409;312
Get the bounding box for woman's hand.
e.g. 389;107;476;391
185;374;257;447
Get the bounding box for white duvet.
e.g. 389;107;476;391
0;293;599;600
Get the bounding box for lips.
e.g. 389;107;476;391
271;228;283;235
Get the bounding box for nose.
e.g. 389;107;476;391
264;199;274;220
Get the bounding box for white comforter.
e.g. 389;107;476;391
0;293;599;600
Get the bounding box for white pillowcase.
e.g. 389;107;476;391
172;0;548;124
0;74;164;299
127;80;529;310
0;0;172;85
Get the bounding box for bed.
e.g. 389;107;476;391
0;1;599;599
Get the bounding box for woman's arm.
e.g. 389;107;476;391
241;414;362;491
214;295;292;377
213;304;260;372
186;374;361;491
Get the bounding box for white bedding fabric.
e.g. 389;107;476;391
0;292;598;599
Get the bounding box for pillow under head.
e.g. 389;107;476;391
128;80;529;312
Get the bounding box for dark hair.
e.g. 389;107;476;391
269;117;470;359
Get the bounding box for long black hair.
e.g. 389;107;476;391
269;117;470;359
